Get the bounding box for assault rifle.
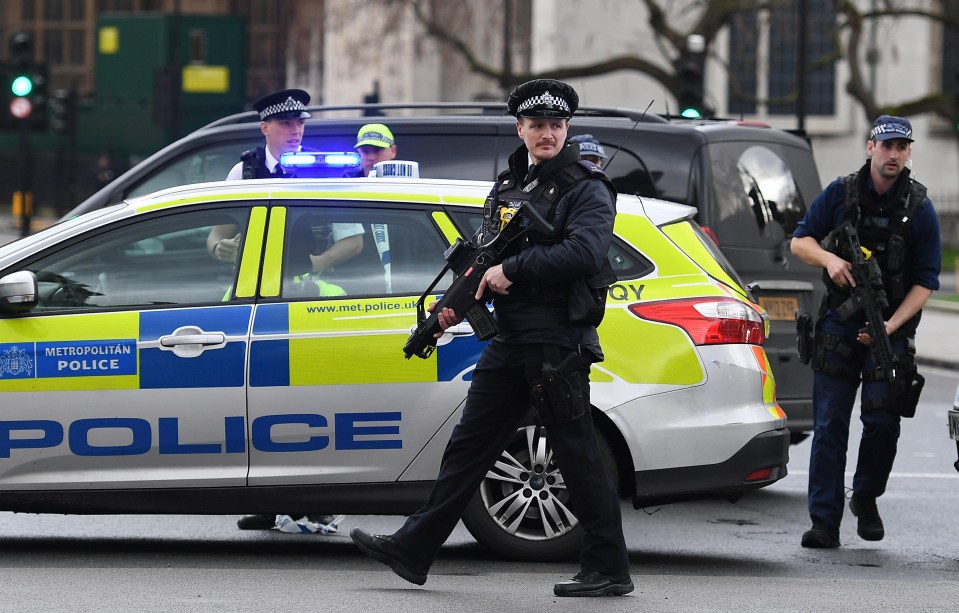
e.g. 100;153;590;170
826;221;898;381
403;201;553;359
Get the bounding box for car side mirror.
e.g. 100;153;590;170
0;271;39;313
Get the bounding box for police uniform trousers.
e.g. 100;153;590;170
808;310;907;529
392;340;630;574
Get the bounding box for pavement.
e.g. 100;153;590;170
1;213;956;370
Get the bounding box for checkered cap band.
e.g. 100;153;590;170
578;140;607;158
870;121;912;141
259;96;308;120
517;90;570;115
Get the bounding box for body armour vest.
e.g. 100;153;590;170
826;163;927;332
240;146;297;179
482;151;615;249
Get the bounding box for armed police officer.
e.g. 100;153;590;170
791;115;941;549
350;79;632;597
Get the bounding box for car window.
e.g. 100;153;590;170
127;141;255;198
281;204;451;299
448;209;652;281
19;207;252;312
708;142;809;247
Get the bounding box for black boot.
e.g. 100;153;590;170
801;522;840;548
553;571;634;597
849;495;884;541
350;528;430;585
236;514;276;530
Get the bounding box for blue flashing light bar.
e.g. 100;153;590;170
280;151;360;168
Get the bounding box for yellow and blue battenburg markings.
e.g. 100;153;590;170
139;306;251;388
249;300;485;386
0;306;252;392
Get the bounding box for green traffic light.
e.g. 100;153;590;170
680;107;702;119
11;75;33;96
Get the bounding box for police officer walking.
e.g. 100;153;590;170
791;115;941;548
350;79;632;597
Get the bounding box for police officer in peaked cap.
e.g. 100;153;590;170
224;88;311;181
351;78;633;597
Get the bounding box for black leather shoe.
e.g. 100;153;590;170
850;495;884;541
350;528;429;586
801;522;841;548
553;570;634;597
237;514;276;530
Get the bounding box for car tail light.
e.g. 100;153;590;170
744;467;773;482
700;225;720;247
629;298;765;345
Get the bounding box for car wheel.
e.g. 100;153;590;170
462;423;618;562
789;431;810;445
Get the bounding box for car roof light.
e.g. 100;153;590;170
279;151;360;167
628;297;765;346
369;160;420;178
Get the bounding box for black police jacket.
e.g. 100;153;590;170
490;143;615;351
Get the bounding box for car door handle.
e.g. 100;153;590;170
160;333;225;347
158;326;227;358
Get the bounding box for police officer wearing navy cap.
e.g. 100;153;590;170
791;114;941;549
351;79;632;597
568;133;608;168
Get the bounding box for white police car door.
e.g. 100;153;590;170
246;203;482;485
0;205;261;488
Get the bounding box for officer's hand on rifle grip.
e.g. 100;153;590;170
426;301;462;338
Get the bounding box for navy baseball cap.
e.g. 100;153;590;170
568;134;607;160
870;115;913;142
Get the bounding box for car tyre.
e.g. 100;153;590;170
462;422;618;562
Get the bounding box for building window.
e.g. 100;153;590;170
727;0;836;117
727;11;758;115
944;2;959;102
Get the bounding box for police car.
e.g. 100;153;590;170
0;173;787;561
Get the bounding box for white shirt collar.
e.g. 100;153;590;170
265;146;302;171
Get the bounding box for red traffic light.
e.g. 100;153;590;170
9;96;32;119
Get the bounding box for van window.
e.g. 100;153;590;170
708;142;808;247
128;141;255;198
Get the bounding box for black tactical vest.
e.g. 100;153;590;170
828;164;927;329
240;147;271;179
481;153;615;248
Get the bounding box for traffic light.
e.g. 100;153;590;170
50;88;76;135
2;31;47;130
677;60;706;119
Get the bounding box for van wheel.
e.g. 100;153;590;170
462;423;618;562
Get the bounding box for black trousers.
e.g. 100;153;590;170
392;340;629;574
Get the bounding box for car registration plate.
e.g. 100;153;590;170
758;296;799;322
949;410;959;441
